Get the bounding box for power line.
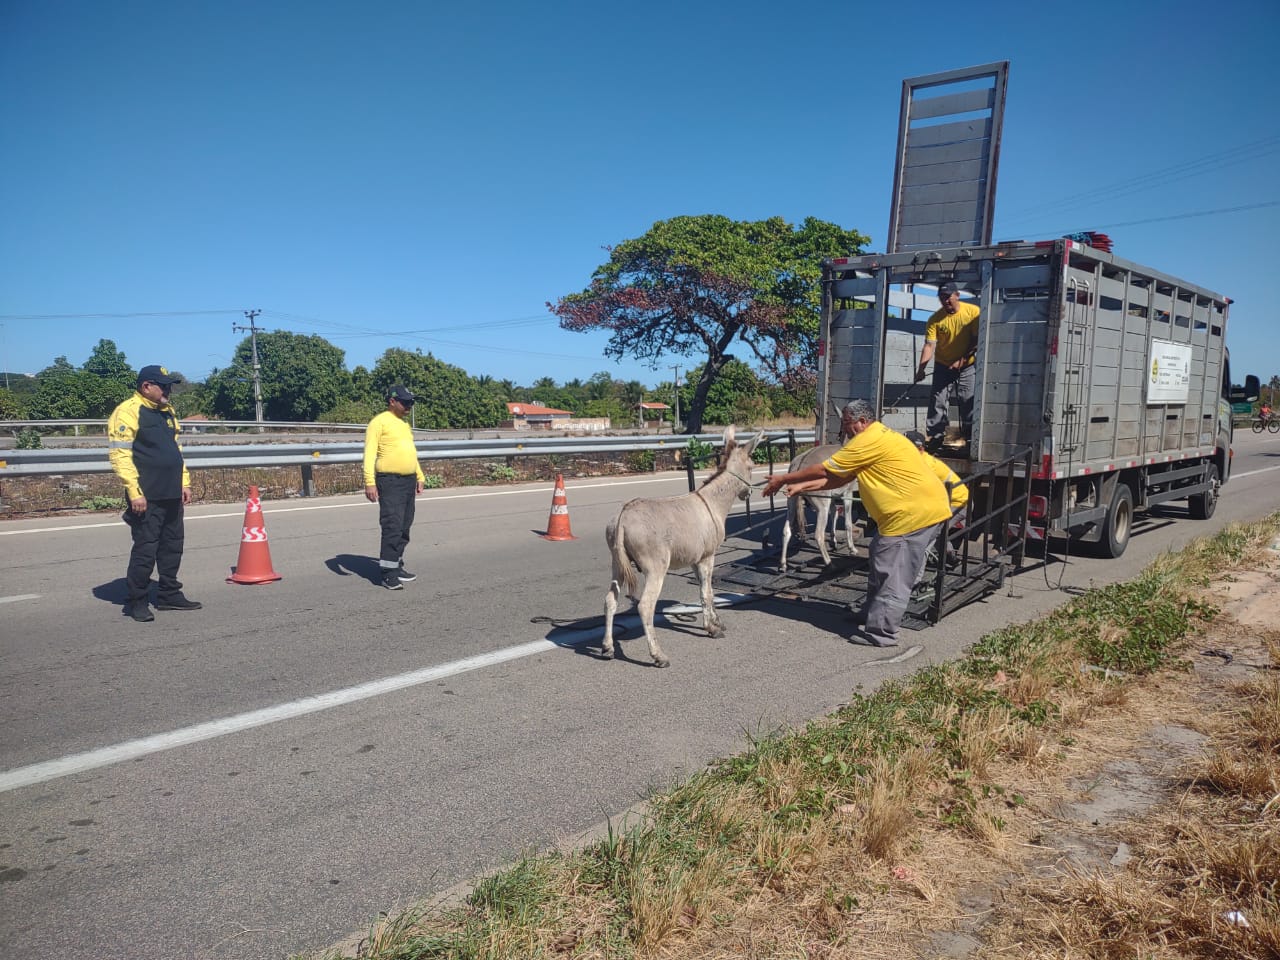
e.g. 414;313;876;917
0;310;241;320
1039;199;1279;234
999;134;1280;226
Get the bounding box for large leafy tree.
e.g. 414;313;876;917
371;348;506;429
550;214;868;432
83;338;135;387
29;354;134;419
208;332;350;421
0;388;27;419
679;358;773;427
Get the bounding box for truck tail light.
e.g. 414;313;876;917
1028;495;1049;519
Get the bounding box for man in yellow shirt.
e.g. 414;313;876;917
903;431;968;514
762;400;951;647
107;365;202;622
363;385;425;590
906;429;968;567
915;281;980;452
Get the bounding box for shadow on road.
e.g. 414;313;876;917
91;577;129;607
537;599;748;668
324;554;384;585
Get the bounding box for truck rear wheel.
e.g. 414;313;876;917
1188;463;1219;520
1099;483;1133;559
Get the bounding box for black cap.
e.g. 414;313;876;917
904;430;926;447
937;282;959;298
137;365;180;388
387;385;415;406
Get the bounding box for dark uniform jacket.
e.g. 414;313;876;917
107;394;190;500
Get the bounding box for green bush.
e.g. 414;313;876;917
752;440;813;465
16;427;42;449
625;450;656;473
685;436;716;467
79;495;126;511
422;474;445;489
487;463;518;482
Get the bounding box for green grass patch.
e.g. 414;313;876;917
295;513;1280;960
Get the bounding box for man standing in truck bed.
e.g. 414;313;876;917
915;281;980;453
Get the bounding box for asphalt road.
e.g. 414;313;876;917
2;433;1279;960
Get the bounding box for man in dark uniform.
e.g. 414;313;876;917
107;365;202;622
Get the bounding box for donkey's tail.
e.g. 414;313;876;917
610;515;640;599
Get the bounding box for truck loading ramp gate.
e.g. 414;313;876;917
715;448;1032;627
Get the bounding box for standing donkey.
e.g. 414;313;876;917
603;425;761;667
779;444;856;572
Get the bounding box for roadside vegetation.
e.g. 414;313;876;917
297;514;1280;960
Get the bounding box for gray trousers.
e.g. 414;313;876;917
927;363;975;441
863;522;943;645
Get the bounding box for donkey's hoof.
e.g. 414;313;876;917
653;657;670;668
706;625;725;639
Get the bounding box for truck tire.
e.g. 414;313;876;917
1099;483;1133;559
1188;463;1219;520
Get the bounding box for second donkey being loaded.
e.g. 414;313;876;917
603;426;761;667
779;443;855;572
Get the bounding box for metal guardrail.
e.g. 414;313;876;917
1;419;369;432
0;430;817;478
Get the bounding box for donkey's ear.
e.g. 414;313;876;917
722;424;737;449
744;431;763;455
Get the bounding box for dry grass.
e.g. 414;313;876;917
296;515;1280;960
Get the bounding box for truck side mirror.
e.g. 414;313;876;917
1228;374;1261;403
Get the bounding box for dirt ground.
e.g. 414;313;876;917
875;546;1280;959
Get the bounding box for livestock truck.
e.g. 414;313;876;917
815;237;1260;558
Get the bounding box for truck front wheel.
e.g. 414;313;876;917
1188;463;1220;520
1099;483;1133;559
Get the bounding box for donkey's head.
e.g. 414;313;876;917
717;425;762;500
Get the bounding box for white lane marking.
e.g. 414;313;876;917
872;645;924;664
662;593;753;616
1230;463;1280;479
0;474;705;537
0;637;569;794
0;594;40;604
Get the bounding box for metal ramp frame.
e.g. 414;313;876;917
715;447;1032;627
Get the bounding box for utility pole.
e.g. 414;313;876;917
670;364;681;433
0;323;9;391
232;309;264;430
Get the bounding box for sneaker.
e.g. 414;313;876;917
396;566;417;583
847;628;897;648
126;602;154;623
155;596;203;611
382;570;403;590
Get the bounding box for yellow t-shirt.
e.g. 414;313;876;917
363;410;425;485
922;451;969;512
924;301;980;366
823;423;952;536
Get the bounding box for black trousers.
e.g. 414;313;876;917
124;498;185;604
376;473;417;568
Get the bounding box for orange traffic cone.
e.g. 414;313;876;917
540;474;577;541
228;485;282;583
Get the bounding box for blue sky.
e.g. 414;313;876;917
2;0;1277;393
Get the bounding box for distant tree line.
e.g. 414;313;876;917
0;335;814;430
3;214;882;430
